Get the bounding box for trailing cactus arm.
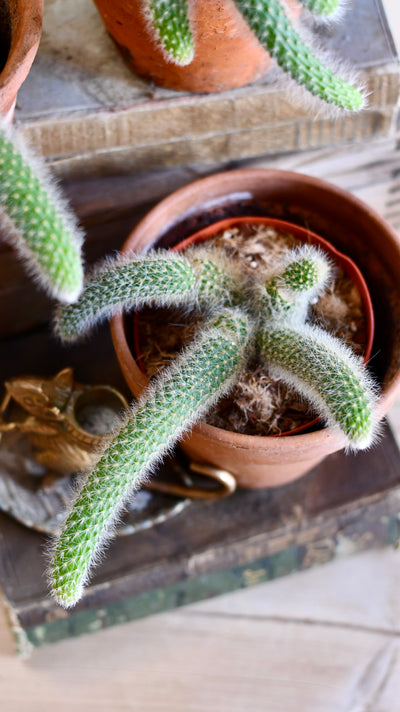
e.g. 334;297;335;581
236;0;363;110
143;0;194;65
54;248;238;342
51;308;252;607
0;124;83;303
299;0;341;16
259;323;378;448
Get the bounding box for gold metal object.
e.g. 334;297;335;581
147;461;236;499
0;368;128;475
0;368;236;499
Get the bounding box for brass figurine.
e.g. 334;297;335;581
0;368;128;475
0;368;236;499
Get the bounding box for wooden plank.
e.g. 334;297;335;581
0;589;396;712
2;547;400;708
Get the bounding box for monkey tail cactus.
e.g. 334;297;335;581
51;308;252;607
0;122;84;303
236;0;363;110
259;324;378;449
51;239;380;606
262;244;331;319
54;246;241;342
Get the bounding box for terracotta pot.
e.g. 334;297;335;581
0;0;43;122
111;169;400;488
92;0;301;93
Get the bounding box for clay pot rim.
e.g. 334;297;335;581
111;208;378;451
0;0;43;118
131;215;375;437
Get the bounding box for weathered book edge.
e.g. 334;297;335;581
7;486;400;654
19;68;400;179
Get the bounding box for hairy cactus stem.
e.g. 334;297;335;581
50;241;380;607
262;244;331;318
143;0;194;65
51;308;252;607
54;247;242;342
259;323;377;448
235;0;364;110
0;122;83;303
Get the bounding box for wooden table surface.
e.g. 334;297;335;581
1;546;400;711
1;1;400;710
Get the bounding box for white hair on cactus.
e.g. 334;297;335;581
49;308;252;607
236;0;365;114
140;0;194;66
54;245;241;343
0;119;84;303
263;322;380;450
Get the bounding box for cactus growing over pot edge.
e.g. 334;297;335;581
51;240;379;607
144;0;363;110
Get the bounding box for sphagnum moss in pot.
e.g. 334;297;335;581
50;171;395;607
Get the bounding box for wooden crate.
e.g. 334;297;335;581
15;0;400;178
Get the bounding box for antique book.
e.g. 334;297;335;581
0;420;399;655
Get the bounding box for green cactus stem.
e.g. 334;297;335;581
54;247;240;342
144;0;194;65
51;308;252;607
0;124;83;303
236;0;364;110
259;323;377;448
299;0;341;15
262;244;330;318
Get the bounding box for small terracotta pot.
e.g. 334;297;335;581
0;0;43;121
92;0;301;93
111;169;400;488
